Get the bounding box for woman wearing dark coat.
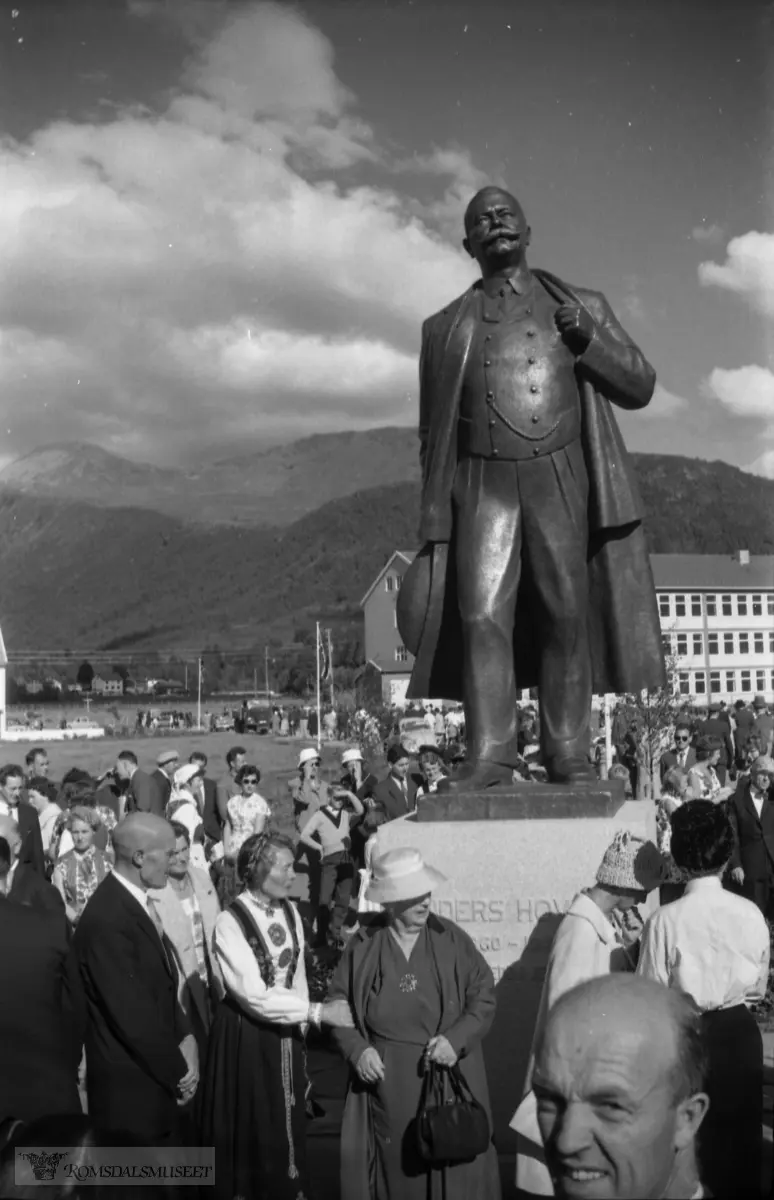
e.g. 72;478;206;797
329;846;501;1200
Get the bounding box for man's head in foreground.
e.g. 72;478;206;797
532;974;708;1200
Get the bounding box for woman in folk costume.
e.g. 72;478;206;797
512;831;666;1197
199;831;354;1200
50;806;112;926
330;846;501;1200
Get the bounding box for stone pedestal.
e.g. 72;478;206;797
374;782;657;1150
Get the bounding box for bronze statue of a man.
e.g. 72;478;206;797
397;187;666;790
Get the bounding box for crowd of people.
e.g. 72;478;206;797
0;696;773;1199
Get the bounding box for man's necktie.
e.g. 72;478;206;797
147;898;172;968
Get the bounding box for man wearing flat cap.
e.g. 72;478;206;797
151;749;179;816
398;186;665;790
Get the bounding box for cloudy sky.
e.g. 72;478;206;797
1;0;773;474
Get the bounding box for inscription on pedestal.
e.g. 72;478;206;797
431;896;571;981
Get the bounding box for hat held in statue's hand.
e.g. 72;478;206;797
366;847;447;904
396;544;446;656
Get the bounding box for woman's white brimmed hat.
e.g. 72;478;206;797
297;747;320;769
174;763;201;788
366;847;446;904
341;748;363;766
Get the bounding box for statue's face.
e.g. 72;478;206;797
463;188;530;270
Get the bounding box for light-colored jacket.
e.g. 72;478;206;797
511;891;633;1196
149;867;223;1030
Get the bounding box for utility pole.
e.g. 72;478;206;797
184;663;188;694
315;622;322;753
327;628;335;709
253;666;257;700
264;646;270;701
197;658;202;729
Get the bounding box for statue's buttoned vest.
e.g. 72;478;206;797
459;277;581;460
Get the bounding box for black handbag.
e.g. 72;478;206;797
415;1063;491;1167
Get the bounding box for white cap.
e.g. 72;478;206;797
341;748;364;767
298;747;321;768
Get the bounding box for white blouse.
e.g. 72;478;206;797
214;892;310;1026
637;875;770;1011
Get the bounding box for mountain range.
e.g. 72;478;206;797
0;431;772;655
0;428;421;526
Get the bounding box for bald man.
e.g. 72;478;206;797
73;813;197;1144
400;186;664;789
0;815;63;914
532;975;709;1199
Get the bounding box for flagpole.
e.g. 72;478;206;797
327;628;334;710
316;621;322;752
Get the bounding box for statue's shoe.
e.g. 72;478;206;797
436;761;514;792
546;756;597;784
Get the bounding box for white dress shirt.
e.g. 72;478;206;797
111;868;151;913
214;892;310;1026
637;875;769;1010
750;787;766;819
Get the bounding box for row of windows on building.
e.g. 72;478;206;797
663;631;774;658
677;668;774;696
658;592;774;619
385;575;403;592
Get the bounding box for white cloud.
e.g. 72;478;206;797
698;231;774;315
646;384;689;416
745;449;774;479
691;223;724;244
705;364;774;418
0;1;478;464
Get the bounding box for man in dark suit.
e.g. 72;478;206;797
23;747;58;804
733;700;756;769
366;745;418;832
151;750;179;814
74;813;197;1144
696;702;735;784
117;750;165;819
0;765;44;875
0;815;64;913
728;755;774;917
189;751;221;843
0;836;84;1121
659;722;697;782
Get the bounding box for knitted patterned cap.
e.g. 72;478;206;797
596;830;666;892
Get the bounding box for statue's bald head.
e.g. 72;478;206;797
463;186;525;235
534;975;708;1199
112;813;175;890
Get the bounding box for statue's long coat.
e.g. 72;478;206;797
398;269;666;702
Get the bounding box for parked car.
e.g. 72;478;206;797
245;706;271;735
156;712;176;730
398;716;438;750
68;716;101;731
213;714;234;732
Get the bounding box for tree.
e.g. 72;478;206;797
77;661;95;691
620;643;686;801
